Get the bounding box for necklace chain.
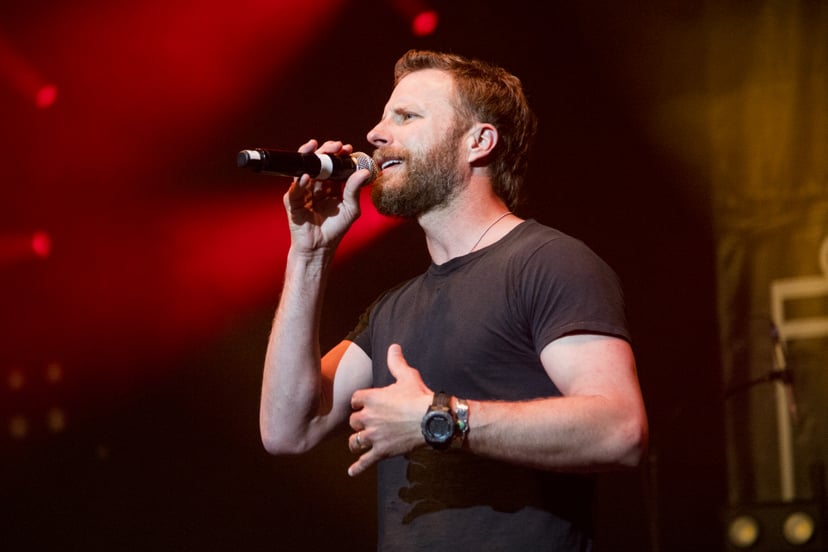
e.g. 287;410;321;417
469;211;512;253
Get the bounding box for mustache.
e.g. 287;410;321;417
372;147;408;167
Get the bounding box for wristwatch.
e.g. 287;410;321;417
421;392;455;450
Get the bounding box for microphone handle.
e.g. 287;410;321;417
237;149;354;180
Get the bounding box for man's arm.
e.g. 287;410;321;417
463;334;648;470
259;138;374;456
259;252;372;455
347;335;647;475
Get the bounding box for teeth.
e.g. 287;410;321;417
381;160;402;170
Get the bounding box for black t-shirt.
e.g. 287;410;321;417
348;220;629;551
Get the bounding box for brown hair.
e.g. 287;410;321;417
393;49;538;211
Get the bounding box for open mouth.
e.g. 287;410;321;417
381;159;403;170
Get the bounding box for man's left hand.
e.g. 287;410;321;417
347;344;433;476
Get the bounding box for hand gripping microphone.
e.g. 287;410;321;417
237;148;378;181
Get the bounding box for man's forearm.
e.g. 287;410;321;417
461;395;647;472
260;248;334;454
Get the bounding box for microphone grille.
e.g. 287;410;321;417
352;152;379;181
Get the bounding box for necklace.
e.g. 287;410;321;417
469;212;512;253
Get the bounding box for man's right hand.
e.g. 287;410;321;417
284;138;375;254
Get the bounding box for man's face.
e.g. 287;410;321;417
367;69;469;218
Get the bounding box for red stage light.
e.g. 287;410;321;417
411;10;439;36
35;83;58;109
389;0;439;37
31;231;51;258
0;231;51;265
0;34;55;109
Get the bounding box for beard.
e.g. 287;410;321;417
371;126;467;218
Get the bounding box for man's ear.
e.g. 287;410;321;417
466;123;498;164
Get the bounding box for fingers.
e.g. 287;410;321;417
297;138;318;154
341;168;373;206
287;139;318;205
303;139;352;157
348;430;375;477
348;437;377;477
348;453;375;477
350;430;370;453
346;345;426;478
350;388;364;412
287;138;368;211
347;394;381;477
284;173;314;210
297;138;351;155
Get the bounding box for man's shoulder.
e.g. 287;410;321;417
506;219;591;254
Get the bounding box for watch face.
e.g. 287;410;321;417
425;412;454;442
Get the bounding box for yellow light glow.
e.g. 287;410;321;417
728;514;759;547
783;511;815;545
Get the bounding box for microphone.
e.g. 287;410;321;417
237;148;378;181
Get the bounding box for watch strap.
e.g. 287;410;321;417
433;391;451;409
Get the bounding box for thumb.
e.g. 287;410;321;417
341;168;374;209
386;343;411;381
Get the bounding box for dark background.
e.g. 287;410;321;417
1;1;734;550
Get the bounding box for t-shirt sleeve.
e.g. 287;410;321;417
523;237;630;353
343;280;410;359
344;301;373;358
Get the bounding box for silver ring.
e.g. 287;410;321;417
355;432;363;449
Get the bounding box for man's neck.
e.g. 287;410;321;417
418;188;520;265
